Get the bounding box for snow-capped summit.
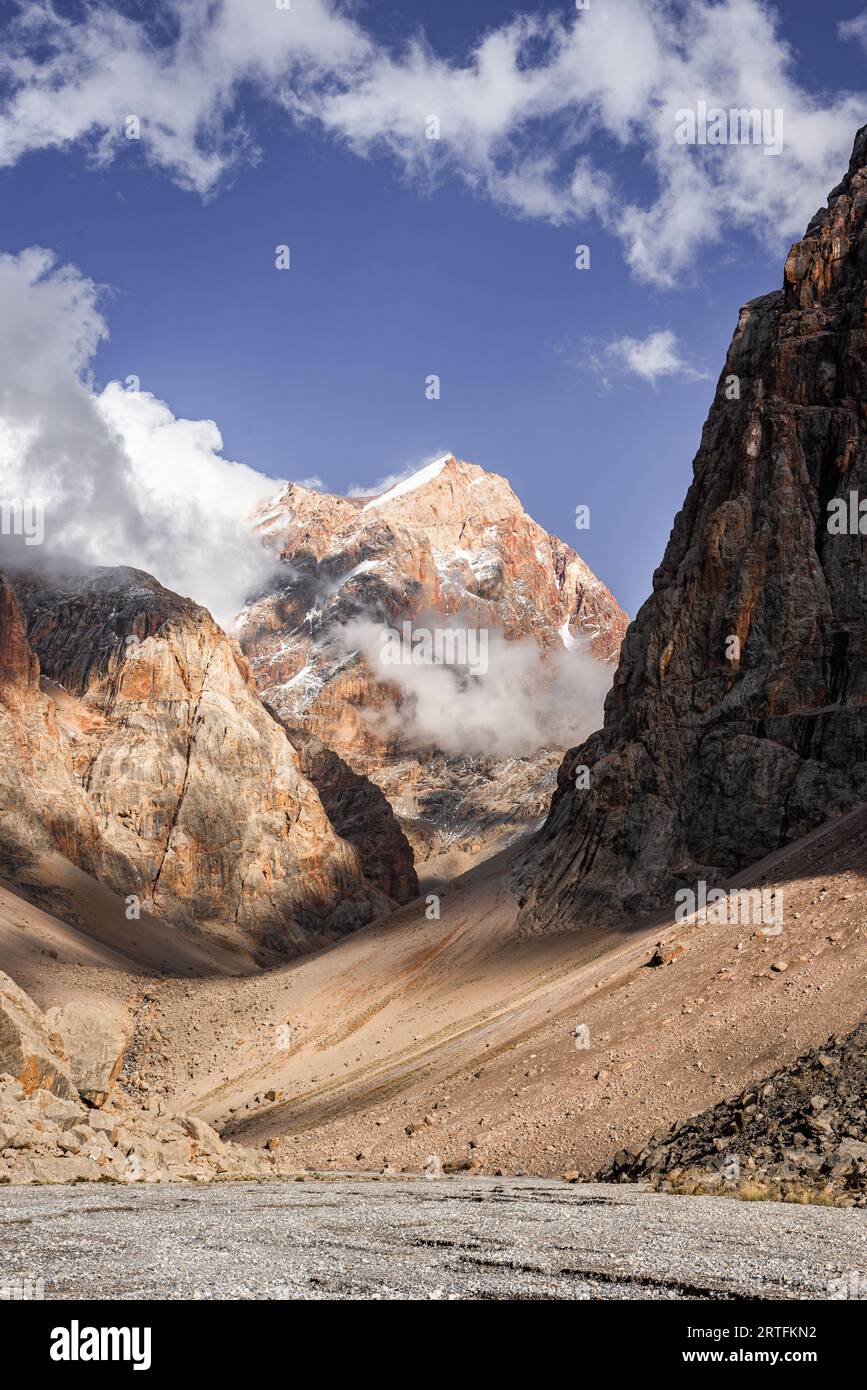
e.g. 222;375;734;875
361;454;453;511
238;453;628;866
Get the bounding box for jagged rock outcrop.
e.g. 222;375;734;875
238;454;628;862
286;728;418;903
517;127;867;932
44;1000;129;1108
0;970;76;1099
4;566;395;954
0;575;105;876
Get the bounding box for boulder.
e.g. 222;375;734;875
0;971;76;1099
45;1000;128;1107
22;1089;86;1131
5;1152;104;1185
649;941;685;967
177;1114;225;1151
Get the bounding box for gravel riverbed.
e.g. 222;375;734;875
2;1177;866;1301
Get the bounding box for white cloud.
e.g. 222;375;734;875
336;615;611;757
0;0;370;196
839;12;867;51
0;2;864;284
592;329;710;387
0;247;286;624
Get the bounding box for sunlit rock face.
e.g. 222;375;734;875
5;566;395;955
238;454;628;864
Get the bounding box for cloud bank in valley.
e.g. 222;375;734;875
0;247;284;625
336;615;612;758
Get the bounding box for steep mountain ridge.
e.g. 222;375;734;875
517;126;867;933
0;574;107;880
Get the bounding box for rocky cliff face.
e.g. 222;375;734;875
517;128;867;932
238;454;628;862
4;566;397;954
286;727;417;904
0;575;105;877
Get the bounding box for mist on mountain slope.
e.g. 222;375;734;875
337;615;611;757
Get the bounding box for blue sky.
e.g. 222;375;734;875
1;0;866;618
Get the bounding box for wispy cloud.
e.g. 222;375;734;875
0;2;864;285
336;614;611;757
838;11;867;51
579;328;710;389
590;329;710;388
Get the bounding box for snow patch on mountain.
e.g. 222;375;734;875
361;455;451;511
432;546;501;590
340;558;383;585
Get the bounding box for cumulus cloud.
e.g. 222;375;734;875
0;247;285;624
0;1;864;284
0;0;370;196
335;614;611;757
589;329;710;387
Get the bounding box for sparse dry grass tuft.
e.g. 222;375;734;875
653;1171;853;1207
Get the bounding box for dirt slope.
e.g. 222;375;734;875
0;852;264;1007
120;804;867;1177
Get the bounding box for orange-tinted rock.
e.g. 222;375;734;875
0;970;77;1100
0;574;105;875
7;567;395;954
239;455;628;861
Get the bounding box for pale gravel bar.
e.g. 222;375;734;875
1;1178;865;1301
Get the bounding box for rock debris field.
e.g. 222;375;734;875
1;1178;865;1301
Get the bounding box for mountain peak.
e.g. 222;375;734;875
359;453;456;510
238;452;628;867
